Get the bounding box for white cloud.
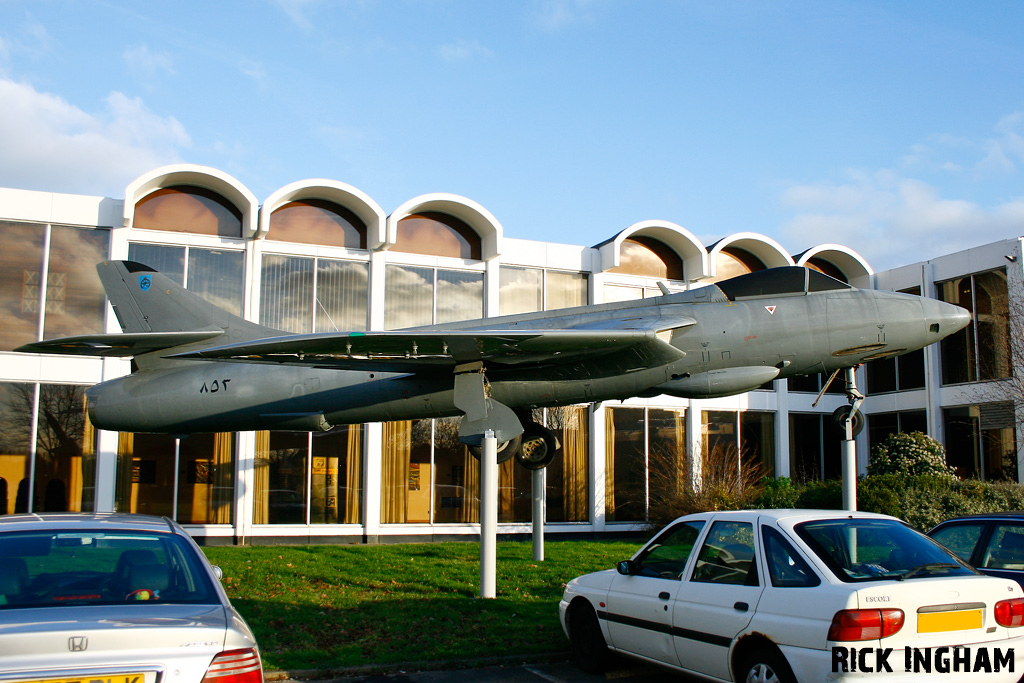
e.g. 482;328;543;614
437;39;493;63
0;78;191;197
779;170;1024;270
268;0;320;31
530;0;600;32
123;43;176;83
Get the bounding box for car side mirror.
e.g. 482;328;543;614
617;560;636;576
211;565;224;581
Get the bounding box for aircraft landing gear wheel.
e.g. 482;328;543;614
469;435;521;464
568;601;614;674
515;422;559;470
738;647;795;683
832;404;864;437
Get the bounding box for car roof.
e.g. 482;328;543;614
931;512;1024;525
678;509;898;524
0;512;180;534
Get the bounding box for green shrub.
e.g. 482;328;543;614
753;476;799;509
868;431;957;479
796;479;843;509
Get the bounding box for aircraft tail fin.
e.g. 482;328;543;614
98;260;272;339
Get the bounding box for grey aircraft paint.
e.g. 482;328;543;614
16;261;970;451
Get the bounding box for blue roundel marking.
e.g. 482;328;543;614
139;275;152;291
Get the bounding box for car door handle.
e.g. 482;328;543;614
734;602;749;612
659;591;671;601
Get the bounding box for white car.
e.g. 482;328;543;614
560;509;1024;682
0;513;262;683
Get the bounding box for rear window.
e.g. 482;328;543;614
796;518;977;583
0;529;218;609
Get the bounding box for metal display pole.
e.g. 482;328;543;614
480;430;497;598
532;467;545;562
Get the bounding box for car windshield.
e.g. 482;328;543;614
0;529;219;609
796;518;976;583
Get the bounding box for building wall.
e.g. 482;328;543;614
0;166;1018;543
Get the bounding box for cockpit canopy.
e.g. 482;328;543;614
715;266;853;301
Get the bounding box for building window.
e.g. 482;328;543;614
788;413;843;483
267;199;367;249
499;266;589;315
0;221;109;351
392;213;481;260
702;411;776;483
134;186;243;238
0;382;97;515
380;408;589;524
260;254;368;333
252;426;363;525
384;265;483;329
128;243;245;316
937;269;1011;385
866;410;927;456
115;432;235;524
605;407;686;523
943;404;1017;481
788;372;847;395
713;247;766;281
609;237;683;280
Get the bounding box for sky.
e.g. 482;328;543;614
0;0;1022;271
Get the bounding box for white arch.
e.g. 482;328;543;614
259;179;386;248
706;232;794;277
123;164;259;238
794;244;874;288
596;220;709;281
386;193;503;260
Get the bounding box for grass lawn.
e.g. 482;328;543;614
202;539;641;672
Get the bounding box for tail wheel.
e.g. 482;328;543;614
568;601;613;674
737;647;795;683
515;423;560;470
468;435;521;464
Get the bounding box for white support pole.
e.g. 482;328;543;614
842;367;861;512
480;431;498;599
532;467;546;562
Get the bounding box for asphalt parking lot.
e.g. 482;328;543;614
272;659;696;683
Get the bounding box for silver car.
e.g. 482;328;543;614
0;513;262;683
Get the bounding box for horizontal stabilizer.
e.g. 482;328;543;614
14;330;225;357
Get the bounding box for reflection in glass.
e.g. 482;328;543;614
0;222;45;350
310;426;363;524
393;213;481;259
268;199;367;248
116;433;175;517
188;248;244;317
500;266;543;316
127;243;185;284
609;237;683;280
261;254;314;333
433;418;479;523
713;247;766;282
177;433;234;524
33;384;96;513
315;259;369;332
0;383;35;514
254;432;308;524
436;270;483;324
43;226;110;340
546;270;588;310
385;265;434;329
134;186;243;238
543;406;590;523
605;407;647;522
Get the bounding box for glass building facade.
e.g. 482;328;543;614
1;165;1020;544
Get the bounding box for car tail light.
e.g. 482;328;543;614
201;648;263;683
995;598;1024;627
828;609;905;641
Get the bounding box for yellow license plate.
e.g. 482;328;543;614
918;608;983;633
18;675;147;683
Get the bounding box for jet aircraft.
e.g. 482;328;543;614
16;261;971;470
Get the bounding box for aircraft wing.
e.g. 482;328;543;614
14;330;225;357
168;326;691;373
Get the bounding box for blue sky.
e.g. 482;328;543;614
0;0;1022;270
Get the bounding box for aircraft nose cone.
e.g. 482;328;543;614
928;299;972;338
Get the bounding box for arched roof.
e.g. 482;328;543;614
123;164;258;237
596;220;709;281
386;193;503;260
259;179;386;248
706;232;794;277
793;244;874;288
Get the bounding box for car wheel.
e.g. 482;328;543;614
737;647;795;683
569;600;614;674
